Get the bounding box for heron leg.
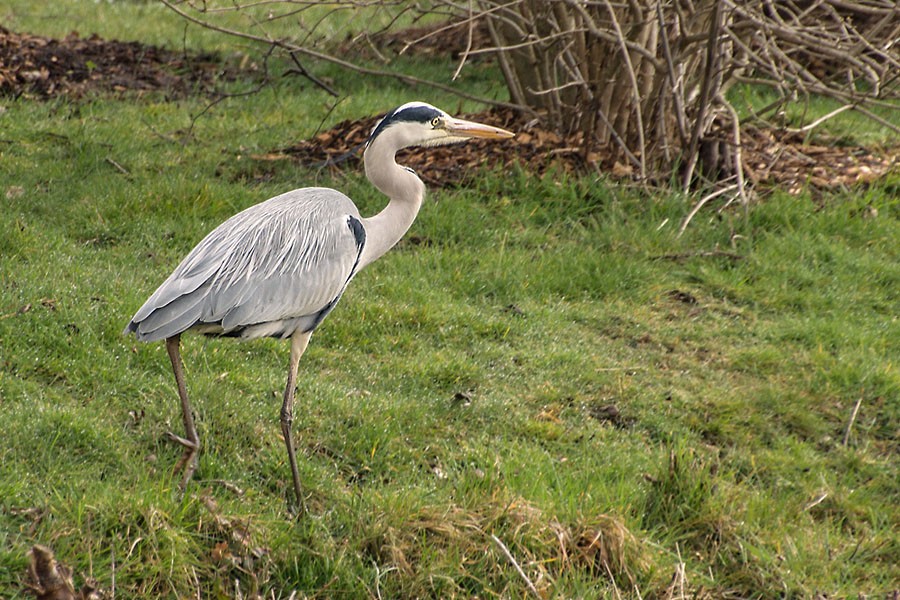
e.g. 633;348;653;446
281;329;311;512
165;334;200;490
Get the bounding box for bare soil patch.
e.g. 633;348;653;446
0;26;229;99
272;108;897;193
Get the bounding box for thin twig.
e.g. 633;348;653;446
678;183;739;237
158;0;528;114
842;397;863;446
209;479;246;496
187;44;277;137
373;562;397;600
849;104;900;136
719;94;751;225
467;29;587;56
665;542;687;600
490;533;541;599
804;492;829;511
286;52;338;96
451;0;475;81
110;540;116;600
105;157;131;176
605;564;623;599
653;249;744;261
785;104;854;133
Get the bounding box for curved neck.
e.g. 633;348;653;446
359;139;426;269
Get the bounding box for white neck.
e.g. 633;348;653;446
359;136;426;269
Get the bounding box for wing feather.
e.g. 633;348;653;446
125;188;364;341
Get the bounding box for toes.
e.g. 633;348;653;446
165;431;199;450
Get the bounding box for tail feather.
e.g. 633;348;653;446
125;283;211;341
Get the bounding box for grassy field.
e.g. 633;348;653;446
1;2;898;598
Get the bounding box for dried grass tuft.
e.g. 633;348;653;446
362;496;648;596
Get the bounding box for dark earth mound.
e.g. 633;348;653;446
273;109;897;192
0;26;230;99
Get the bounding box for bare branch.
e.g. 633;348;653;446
158;0;529;113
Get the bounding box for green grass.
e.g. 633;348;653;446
2;4;899;598
2;0;411;52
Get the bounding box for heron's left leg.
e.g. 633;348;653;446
281;329;311;512
165;334;200;490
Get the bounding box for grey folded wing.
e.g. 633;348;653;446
125;188;366;341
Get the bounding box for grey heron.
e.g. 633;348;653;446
124;102;514;509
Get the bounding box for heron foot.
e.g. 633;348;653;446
165;430;199;490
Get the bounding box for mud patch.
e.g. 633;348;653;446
0;26;233;99
271;107;897;192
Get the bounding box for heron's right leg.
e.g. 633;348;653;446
165;334;200;490
281;329;311;513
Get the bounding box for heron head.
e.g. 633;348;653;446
366;102;514;152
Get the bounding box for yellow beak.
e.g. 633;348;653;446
445;117;515;140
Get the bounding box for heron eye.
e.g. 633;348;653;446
431;117;441;128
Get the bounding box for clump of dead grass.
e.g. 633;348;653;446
25;545;104;600
197;494;272;600
360;495;648;597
